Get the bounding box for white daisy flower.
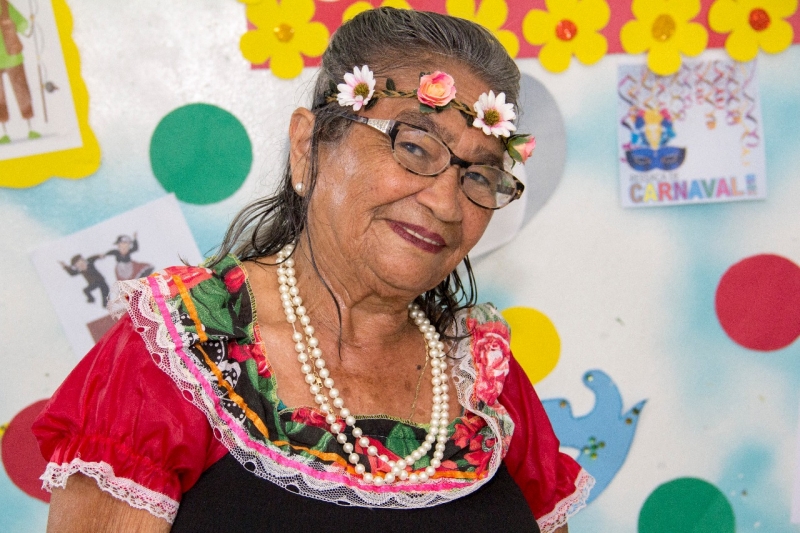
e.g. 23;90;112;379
472;91;517;138
336;65;376;111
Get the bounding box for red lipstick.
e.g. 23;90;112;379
387;221;446;254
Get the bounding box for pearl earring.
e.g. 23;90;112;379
294;182;304;194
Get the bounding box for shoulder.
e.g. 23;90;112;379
33;314;226;522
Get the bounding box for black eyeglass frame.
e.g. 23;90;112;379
337;113;525;210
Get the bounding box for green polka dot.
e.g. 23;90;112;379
150;104;252;204
639;478;735;533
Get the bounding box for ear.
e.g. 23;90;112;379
289;107;315;191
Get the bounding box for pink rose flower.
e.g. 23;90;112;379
417;71;457;108
469;318;511;406
518;137;536;162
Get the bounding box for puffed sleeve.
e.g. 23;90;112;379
500;356;594;532
32;315;228;523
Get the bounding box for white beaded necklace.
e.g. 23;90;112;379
276;243;451;485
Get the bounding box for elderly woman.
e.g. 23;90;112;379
34;8;591;533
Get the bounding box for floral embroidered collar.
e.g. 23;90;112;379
110;256;517;511
328;65;536;165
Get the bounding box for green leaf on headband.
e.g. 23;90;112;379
506;144;523;164
419;103;436;114
435;102;452;113
386;78;396;91
364;97;378;110
329;80;338;95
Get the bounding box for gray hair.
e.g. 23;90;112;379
211;8;521;340
311;8;519;110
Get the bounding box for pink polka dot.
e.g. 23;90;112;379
715;254;800;351
1;399;51;503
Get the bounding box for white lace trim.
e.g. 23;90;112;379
536;468;595;533
109;273;514;510
40;459;179;523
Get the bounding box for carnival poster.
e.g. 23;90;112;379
617;59;767;208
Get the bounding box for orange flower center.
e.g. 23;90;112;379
651;14;676;42
273;23;295;43
555;19;578;41
353;83;370;98
748;8;771;31
484;109;501;126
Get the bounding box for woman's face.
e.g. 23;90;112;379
298;63;505;300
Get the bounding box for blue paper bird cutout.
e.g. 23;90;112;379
542;369;646;503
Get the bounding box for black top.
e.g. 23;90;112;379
172;454;540;533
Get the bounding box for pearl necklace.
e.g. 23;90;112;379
276;243;450;485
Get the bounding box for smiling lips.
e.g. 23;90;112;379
388;221;447;253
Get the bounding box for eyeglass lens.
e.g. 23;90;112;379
392;125;518;209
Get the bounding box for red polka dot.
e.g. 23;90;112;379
715;254;800;351
1;399;51;502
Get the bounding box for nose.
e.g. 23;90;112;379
415;164;463;223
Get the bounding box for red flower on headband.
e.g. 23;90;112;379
417;71;457;109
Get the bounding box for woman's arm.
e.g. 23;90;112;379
48;474;170;533
554;525;569;533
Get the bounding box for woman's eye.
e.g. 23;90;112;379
398;141;429;159
464;171;493;189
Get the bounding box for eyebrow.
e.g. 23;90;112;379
393;109;504;167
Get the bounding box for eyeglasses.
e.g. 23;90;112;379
338;114;524;210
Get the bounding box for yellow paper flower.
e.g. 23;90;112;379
620;0;708;76
445;0;520;57
709;0;797;61
239;0;329;79
342;0;411;22
522;0;611;73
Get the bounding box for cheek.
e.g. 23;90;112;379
326;144;413;201
313;142;403;219
462;207;493;248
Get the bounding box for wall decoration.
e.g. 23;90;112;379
237;0;800;77
542;370;646;503
30;195;203;358
638;477;735;532
620;0;709;75
709;0;797;61
445;0;519;57
0;400;50;503
618;59;766;208
0;0;99;187
502;307;560;386
240;0;329;79
522;0;611;73
715;254;800;351
150;104;253;205
793;398;800;524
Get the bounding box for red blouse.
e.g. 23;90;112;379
33;261;591;531
34;317;591;530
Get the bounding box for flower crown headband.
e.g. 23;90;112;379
325;65;536;165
